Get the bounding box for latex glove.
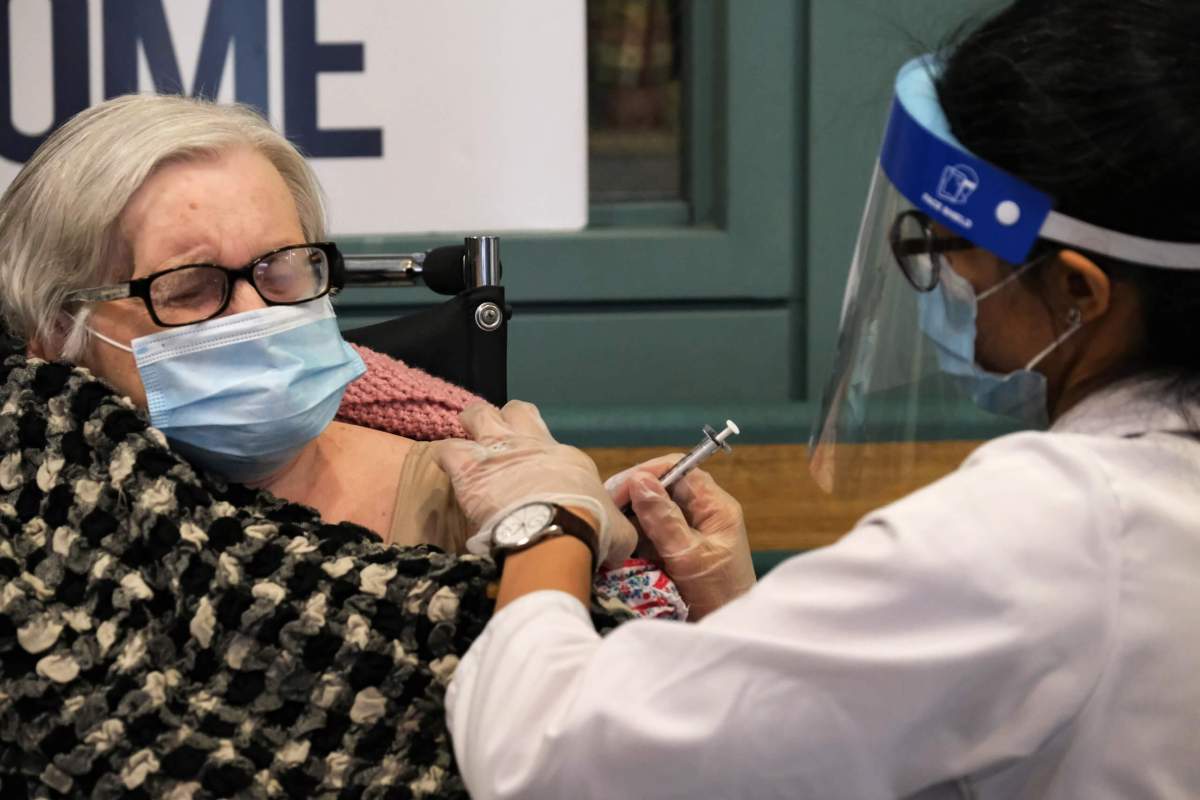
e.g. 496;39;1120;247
609;456;755;620
432;400;637;568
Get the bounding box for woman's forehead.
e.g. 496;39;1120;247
120;149;303;276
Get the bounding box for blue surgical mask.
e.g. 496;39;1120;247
88;298;365;482
916;264;1082;429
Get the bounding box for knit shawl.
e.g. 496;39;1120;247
336;345;478;440
0;356;631;798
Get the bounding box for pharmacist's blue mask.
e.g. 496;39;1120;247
916;263;1080;429
90;298;365;483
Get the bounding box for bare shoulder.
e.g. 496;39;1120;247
326;419;417;455
323;421;423;485
309;423;462;545
310;422;414;528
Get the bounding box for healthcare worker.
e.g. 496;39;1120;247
435;1;1200;797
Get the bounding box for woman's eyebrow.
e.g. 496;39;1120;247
129;249;217;281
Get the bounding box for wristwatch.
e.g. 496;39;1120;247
490;502;600;572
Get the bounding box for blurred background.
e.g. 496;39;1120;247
0;0;1004;448
454;0;1002;448
0;0;1006;555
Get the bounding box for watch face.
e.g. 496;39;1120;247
494;503;556;548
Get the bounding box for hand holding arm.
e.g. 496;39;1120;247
432;401;638;610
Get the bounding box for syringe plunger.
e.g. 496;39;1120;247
658;419;740;490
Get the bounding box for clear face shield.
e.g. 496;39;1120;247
810;56;1200;498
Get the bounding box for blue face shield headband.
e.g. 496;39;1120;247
885;55;1200;269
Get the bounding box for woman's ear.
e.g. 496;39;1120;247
1051;250;1111;324
26;312;70;361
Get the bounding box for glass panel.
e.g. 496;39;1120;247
587;0;684;203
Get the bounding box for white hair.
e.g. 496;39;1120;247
0;94;327;359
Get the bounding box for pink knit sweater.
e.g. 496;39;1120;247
335;344;477;439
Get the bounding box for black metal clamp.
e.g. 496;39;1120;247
339;236;510;406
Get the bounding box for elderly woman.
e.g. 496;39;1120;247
0;92;686;794
0;94;469;552
0;95;649;796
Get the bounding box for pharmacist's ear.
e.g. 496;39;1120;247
1046;249;1112;324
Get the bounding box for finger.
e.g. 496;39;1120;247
669;466;717;507
603;468;633;496
629;472;695;558
430;438;489;479
671;467;742;528
459;401;515;442
600;513;639;568
604;453;686;505
499;399;556;441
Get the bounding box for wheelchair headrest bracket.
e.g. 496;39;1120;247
465;236;502;288
341;235;502;297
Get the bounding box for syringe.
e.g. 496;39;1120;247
620;420;740;513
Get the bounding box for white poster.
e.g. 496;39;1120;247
0;0;587;235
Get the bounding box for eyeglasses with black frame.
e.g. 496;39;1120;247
889;209;975;292
65;242;346;327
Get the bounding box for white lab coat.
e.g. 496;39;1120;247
446;381;1200;799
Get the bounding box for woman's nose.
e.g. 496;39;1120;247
223;276;269;316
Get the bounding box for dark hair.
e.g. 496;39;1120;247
936;0;1200;405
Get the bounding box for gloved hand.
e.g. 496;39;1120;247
608;455;755;621
432;400;638;568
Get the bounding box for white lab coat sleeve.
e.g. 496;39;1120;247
446;433;1121;800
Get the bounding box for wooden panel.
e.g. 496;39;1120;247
584;440;982;551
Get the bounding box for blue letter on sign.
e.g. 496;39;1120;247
0;0;89;162
283;0;382;158
103;0;267;113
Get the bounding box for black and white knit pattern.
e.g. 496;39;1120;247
0;355;632;798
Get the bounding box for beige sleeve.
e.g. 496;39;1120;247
387;441;470;554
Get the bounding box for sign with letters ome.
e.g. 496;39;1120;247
0;0;587;235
